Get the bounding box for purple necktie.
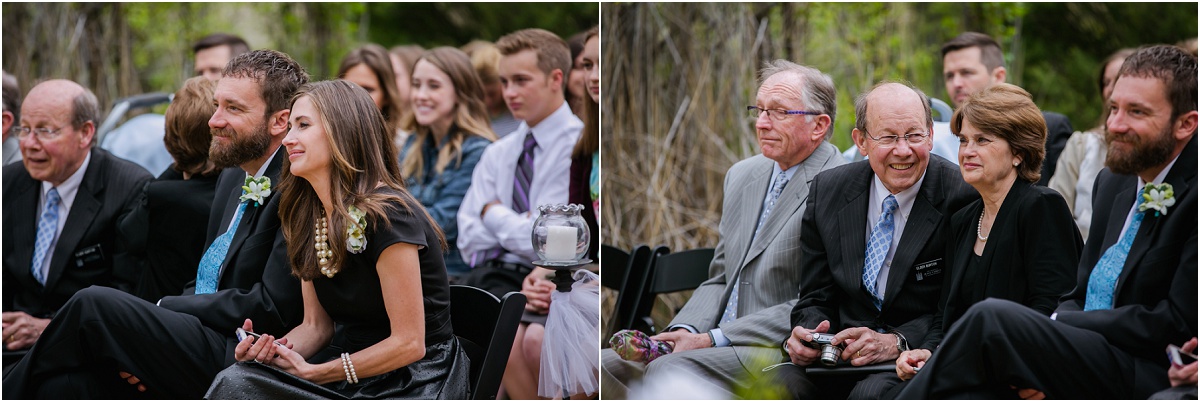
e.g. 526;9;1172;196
512;132;536;214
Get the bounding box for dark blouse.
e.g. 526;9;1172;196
312;188;453;353
569;150;598;261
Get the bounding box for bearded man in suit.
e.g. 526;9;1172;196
601;59;846;398
778;81;977;399
4;49;308;399
896;44;1197;400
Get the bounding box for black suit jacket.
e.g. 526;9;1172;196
790;155;978;350
3;147;152;317
157;149;303;336
920;180;1080;349
1038;111;1073;186
1054;136;1197;364
118;166;220;302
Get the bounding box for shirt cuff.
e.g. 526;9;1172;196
710;328;732;347
665;324;699;334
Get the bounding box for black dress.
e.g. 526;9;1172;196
205;188;470;399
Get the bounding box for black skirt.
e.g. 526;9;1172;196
204;337;470;399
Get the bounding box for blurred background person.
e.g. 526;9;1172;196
565;30;589;121
1048;48;1135;241
888;83;1080;396
192;33;250;81
2;71;20;166
389;44;425;147
338;44;406;153
464;40;521;137
119;76;221;303
400;47;497;283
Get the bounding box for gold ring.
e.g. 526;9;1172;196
6;335;13;343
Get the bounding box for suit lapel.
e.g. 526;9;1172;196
837;164;872;289
44;150;103;290
9;173;41;288
883;162;946;306
727;157;772;277
217;148;284;284
1114;136;1196;297
744;143;837;265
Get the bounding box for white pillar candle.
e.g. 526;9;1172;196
545;225;578;261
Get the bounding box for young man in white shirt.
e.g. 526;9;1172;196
457;28;583;297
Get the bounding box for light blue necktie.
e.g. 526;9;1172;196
31;188;61;285
720;170;789;324
863;195;898;310
1084;199;1146;311
195;198;248;294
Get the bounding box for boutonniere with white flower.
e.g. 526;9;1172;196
239;176;272;207
346;205;368;254
1138;183;1175;217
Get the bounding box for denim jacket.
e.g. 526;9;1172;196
400;133;492;276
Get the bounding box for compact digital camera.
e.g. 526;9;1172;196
801;333;841;367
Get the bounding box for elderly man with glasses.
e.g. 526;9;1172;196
601;59;845;398
768;81;977;399
2;79;152;363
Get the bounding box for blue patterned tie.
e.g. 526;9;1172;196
31;188;61;285
720;170;789;324
863;195;898;310
195;198;248;294
1084;205;1145;311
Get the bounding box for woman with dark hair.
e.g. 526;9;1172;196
120;76;221;302
338;44;407;147
566;30;589;121
400;46;497;282
886;83;1081;396
205;80;468;399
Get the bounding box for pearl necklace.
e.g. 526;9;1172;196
976;210;989;242
315;216;338;278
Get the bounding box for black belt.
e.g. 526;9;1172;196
483;260;533;275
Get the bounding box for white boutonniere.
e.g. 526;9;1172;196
1137;183;1175;217
346;205;368;253
239;176;272;207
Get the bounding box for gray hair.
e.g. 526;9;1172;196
759;59;837;134
71;87;100;130
2;72;19;121
854;80;932;133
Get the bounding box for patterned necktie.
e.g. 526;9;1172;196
1084;197;1146;311
195;197;248;294
863;195;898;310
31;188;61;285
512;132;537;214
720;170;789;324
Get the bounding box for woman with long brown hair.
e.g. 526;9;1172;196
205;80;468;399
400;46;497;281
338;44;408;147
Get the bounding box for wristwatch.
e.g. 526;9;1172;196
891;331;910;353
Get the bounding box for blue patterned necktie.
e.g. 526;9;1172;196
31;188;61;285
1084;197;1146;311
863;195;898;310
720;170;789;324
195;197;248;294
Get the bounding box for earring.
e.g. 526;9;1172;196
1013;161;1020;167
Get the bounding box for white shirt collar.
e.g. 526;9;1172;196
516;101;575;146
1137;151;1180;190
41;149;91;212
869;168;927;220
249;146;279;179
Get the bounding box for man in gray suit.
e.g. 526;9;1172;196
778;82;977;398
601;60;846;398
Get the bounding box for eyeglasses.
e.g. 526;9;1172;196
747;106;823;121
861;130;930;148
14;126;68;142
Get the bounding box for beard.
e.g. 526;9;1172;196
209;119;272;169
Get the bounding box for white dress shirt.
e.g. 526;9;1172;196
865;170;926;298
457;101;584;265
35;150;92;280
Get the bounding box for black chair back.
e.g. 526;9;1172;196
603;244;659;338
449;285;526;400
631;247;710;333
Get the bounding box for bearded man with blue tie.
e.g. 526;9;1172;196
4;50;307;399
777;81;977;399
896;44;1197;400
